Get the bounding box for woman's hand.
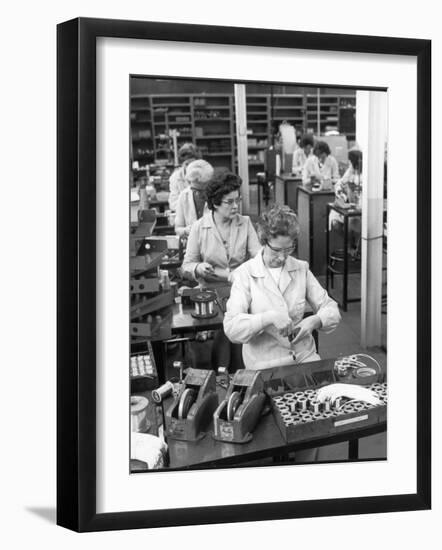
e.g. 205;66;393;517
196;262;216;279
263;310;291;332
288;315;322;345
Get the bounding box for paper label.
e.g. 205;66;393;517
334;414;368;427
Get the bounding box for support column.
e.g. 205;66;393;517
234;84;249;214
356;91;387;347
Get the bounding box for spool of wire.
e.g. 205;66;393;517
190;291;217;319
130;395;151;432
152;381;174;403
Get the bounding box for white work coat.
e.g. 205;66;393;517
224;252;341;369
292;149;311;175
302;155;339;185
168;166;187;211
174;186;209;237
182;212;260;282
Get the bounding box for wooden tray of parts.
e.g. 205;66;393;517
270;382;387;443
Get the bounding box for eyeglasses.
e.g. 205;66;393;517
266;241;296;255
221;196;242;206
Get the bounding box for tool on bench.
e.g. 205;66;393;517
164;368;218;441
213;370;267;444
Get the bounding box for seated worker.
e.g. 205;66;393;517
181;168;260;285
182;169;261;371
174;159;214;237
329;148;363;257
224;205;341;370
302;140;339;187
292;135;314;176
168;143;201;211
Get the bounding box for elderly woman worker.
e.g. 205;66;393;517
302;140;339;187
168;143;200;211
224;205;340;370
174;159;213;237
182;169;260;285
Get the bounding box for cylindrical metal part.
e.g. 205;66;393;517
285;392;295;399
324;400;331;412
294;391;304;399
152;380;174;403
130;395;150;432
310;400;321;414
333;397;342;410
297;397;308;411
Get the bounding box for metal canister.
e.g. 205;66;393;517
152;380;174;403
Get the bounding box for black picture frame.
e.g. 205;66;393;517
57;17;431;532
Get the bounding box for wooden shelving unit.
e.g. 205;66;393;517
130;90;357;175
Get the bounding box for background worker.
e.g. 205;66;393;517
174;159;213;237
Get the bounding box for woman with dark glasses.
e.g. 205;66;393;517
224;205;340;369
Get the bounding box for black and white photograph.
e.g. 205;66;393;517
53;15;431;534
129;76;388;472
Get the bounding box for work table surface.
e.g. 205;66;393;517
162;357;386;469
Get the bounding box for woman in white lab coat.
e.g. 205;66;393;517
330;149;363;256
292;135;314;176
174;159;213;237
302;140;339;186
224;205;341;370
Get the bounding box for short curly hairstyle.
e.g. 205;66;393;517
185;159;214;188
256;205;300;245
313;141;331;157
206;169;242;210
300;135;314;148
178;143;201;164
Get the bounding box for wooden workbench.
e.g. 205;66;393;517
133;357;387;471
274;173;302;212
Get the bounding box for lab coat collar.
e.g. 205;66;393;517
248;251;301;298
248;250;300;277
200;212;244;229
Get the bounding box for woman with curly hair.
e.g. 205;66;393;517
168;142;201;211
182;168;260;284
224;205;341;369
302;140;339;187
182;169;260;371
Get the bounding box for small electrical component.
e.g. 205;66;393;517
333;354;382;385
130;354;154;378
190;291;218;319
